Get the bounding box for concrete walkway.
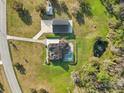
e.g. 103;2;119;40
33;20;53;40
33;30;45;40
7;35;46;45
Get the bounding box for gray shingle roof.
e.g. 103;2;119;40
52;20;70;33
53;20;69;25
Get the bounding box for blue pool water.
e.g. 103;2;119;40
64;52;73;62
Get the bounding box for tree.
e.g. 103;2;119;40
14;63;26;74
12;1;23;12
30;89;37;93
35;4;46;13
38;88;48;93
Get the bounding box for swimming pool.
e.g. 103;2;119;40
64;52;73;62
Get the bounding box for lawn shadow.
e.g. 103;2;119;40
75;11;85;25
60;1;72;18
18;9;32;25
51;61;70;71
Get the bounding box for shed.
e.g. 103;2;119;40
46;1;53;16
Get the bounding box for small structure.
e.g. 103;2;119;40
47;40;73;62
46;0;53;16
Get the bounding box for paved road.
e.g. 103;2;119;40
0;0;22;93
7;35;46;44
0;61;2;64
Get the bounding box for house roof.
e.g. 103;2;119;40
53;25;69;33
52;20;70;33
53;20;69;25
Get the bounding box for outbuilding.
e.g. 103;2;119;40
46;0;53;16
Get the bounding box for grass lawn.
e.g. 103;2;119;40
8;0;113;93
0;66;11;93
7;0;45;38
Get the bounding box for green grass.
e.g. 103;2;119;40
7;0;113;93
7;0;45;38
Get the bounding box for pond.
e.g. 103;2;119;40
93;39;108;57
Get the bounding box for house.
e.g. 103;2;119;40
41;19;73;34
47;40;73;62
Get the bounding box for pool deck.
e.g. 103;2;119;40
45;39;74;63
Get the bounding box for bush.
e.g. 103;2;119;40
30;89;37;93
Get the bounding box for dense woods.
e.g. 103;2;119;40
72;0;124;92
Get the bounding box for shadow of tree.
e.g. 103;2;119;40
48;0;72;18
0;83;4;92
80;1;93;17
14;63;26;75
99;0;118;19
49;0;62;15
75;11;85;25
60;1;72;18
18;9;32;25
73;1;93;25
